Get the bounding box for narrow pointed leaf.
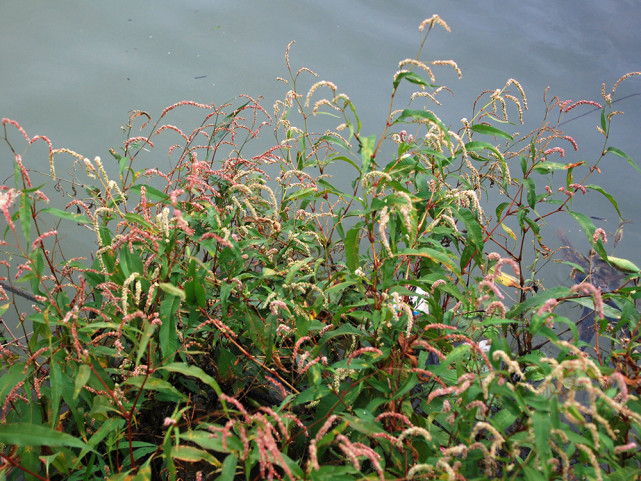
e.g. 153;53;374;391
160;362;223;396
395;110;448;136
392;71;439;90
607;256;641;274
40;207;91;224
159;282;186;301
0;423;92;450
172;445;221;466
159;295;181;362
524;178;536;208
345;226;360;273
465;141;503;161
605;146;641;174
585;184;622;218
73;364;91;400
124;376;186;400
470;123;513;141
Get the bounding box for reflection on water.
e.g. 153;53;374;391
557;228;628;346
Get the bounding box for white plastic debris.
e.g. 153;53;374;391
410;287;430;315
478;339;491;353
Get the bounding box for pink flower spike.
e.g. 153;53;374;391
30;230;57;251
592;228;607;244
544;147;565;158
563;99;602;113
2;118;30;142
347;347;383;366
124;136;155;150
569;183;586;195
559;100;572;111
0;188;18;232
536;298;559;316
375;411;413;427
563;135;579;151
479;279;504;300
614;442;637;454
571;282;604;318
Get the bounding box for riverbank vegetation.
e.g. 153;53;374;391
1;16;640;480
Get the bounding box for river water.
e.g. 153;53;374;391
1;1;640;327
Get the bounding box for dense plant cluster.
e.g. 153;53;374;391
1;15;640;480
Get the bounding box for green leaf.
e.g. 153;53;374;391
120;246;144;279
75;418;125;467
172;445;221;467
569;296;620;320
585;184;622;218
566;210;604;258
220;281;232;322
40;207;91;224
0;363;27;403
500;223;517;243
246;310;271;356
182;429;226;452
159;295;181;362
316;178;340;195
464;141;503;161
311;466;359;480
19;193;31;242
118;155;129;179
160;362;223;397
360;134;376;171
159;282;186;301
524;215;540;235
478;317;517;327
395;110;448;138
219;454;238;481
392;71;439;90
455;208;484;260
523;465;548;481
508;286;572;317
136;320;158;366
132;460;152;481
130;184;169;203
605;146;641;174
340;413;384;437
49;356;64;429
182;428;245;454
533;161;569;174
122;212;157;231
607;256;641;274
345;226;361;273
470;123;513;141
533;411;551;475
285;259;311;285
495;202;510;220
73;364;91;400
0;423;92;451
283;187;317;203
442;344;471;366
524;177;536;209
184;260;207;307
327;155;361;174
394;247;457;272
318;323;366;349
124;375;186;400
318;134;350;152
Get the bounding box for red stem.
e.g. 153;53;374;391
0;451;49;481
